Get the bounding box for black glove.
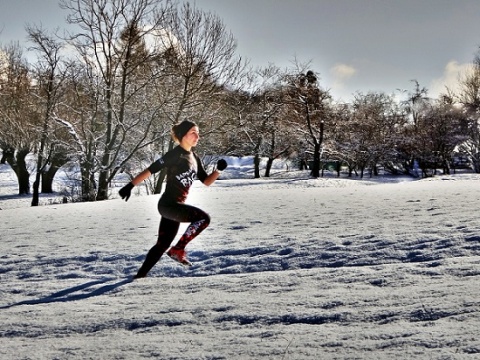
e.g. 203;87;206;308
119;182;134;202
217;159;228;171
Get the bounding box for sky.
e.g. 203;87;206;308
1;0;480;101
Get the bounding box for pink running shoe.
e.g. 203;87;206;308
167;247;192;267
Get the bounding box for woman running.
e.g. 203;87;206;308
119;120;227;279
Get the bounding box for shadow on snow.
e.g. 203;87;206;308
0;277;132;309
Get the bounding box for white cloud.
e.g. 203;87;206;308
331;63;356;79
429;60;473;98
329;63;356;100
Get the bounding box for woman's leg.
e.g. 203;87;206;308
134;217;180;278
135;203;210;276
161;203;211;250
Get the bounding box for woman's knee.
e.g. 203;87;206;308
192;208;210;225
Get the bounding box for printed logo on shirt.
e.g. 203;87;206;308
176;168;196;188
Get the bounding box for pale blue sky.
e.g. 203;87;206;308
2;0;480;101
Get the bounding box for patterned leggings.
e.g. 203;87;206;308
135;202;210;277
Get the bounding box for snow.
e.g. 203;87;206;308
1;160;479;359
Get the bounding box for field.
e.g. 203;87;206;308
1;162;479;359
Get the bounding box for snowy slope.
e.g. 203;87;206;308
0;162;479;359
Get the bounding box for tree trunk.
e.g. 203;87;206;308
96;80;115;201
17;167;30;195
473;154;480;173
96;169;110;201
264;157;274;177
309;122;324;179
254;154;261;178
299;157;308;170
32;173;41;206
311;142;321;178
81;163;96;201
5;148;30;195
335;161;341;177
1;148;14;164
41;165;60;193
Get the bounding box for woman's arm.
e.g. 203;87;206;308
203;170;221;187
119;168;152;201
202;159;227;186
131;169;152;186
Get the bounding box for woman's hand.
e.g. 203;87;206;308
119;182;134;201
217;159;228;171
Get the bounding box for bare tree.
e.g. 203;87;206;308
0;43;35;195
454;50;480;172
401;80;430;127
284;67;331;178
26;25;69;206
323;102;356;177
148;1;247;188
158;2;246;125
414;100;468;176
58;0;172;200
349;92;405;177
236;65;292;178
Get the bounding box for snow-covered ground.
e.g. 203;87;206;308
1;160;479;359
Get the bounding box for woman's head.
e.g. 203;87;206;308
172;120;197;142
172;120;200;149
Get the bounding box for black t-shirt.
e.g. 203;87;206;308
148;146;208;203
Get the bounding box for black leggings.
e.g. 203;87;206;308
135;202;210;277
